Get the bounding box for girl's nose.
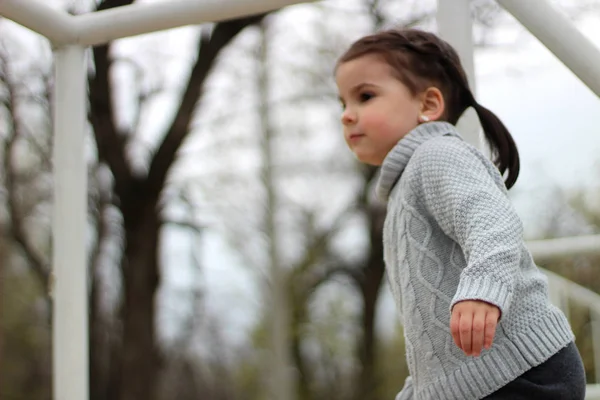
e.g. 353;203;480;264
341;108;357;125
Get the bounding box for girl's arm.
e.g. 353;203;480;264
413;137;523;319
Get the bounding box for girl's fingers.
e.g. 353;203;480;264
450;309;461;350
459;312;473;355
451;301;501;356
471;311;486;356
484;310;499;349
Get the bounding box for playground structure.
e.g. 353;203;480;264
0;0;599;399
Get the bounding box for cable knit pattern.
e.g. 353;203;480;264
378;122;574;400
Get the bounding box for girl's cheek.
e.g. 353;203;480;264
363;112;390;133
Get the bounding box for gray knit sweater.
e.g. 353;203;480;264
377;122;574;400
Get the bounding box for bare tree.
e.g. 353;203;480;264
0;35;54;400
85;2;268;399
1;1;269;399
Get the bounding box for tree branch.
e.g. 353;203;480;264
97;0;134;11
305;263;362;294
89;171;113;280
289;205;362;296
0;55;49;290
146;14;266;198
161;217;205;235
89;0;135;201
365;0;386;28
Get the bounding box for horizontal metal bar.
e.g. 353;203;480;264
587;384;600;400
0;0;76;45
527;234;600;262
73;0;316;47
0;0;315;47
541;267;600;314
497;0;600;97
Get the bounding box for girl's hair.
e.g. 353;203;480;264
337;29;520;189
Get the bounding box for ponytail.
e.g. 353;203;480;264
472;102;520;189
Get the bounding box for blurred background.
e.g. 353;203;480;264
1;0;599;399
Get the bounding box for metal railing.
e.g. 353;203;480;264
530;236;600;394
588;384;600;400
494;0;600;394
542;268;600;384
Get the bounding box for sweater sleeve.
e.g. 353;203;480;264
413;137;523;318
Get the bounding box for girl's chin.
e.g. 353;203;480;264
354;152;383;166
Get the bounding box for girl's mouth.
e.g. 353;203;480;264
349;133;365;141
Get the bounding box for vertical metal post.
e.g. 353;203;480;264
437;0;482;149
52;44;89;400
592;310;600;384
559;292;570;321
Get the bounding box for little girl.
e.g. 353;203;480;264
335;28;586;400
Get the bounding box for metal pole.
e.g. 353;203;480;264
540;268;600;318
527;234;600;262
0;0;317;48
592;310;600;384
498;0;600;98
73;0;317;46
0;0;75;45
588;385;600;400
52;44;89;400
437;0;482;149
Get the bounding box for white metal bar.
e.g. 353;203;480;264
52;45;88;400
498;0;600;98
541;268;600;316
541;262;600;390
560;294;570;320
436;0;476;93
72;0;316;47
550;291;570;320
527;234;600;262
542;266;600;394
436;0;482;149
588;385;600;400
592;311;600;384
0;0;76;45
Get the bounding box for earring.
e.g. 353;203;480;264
419;115;430;123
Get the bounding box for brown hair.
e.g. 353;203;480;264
337;29;520;189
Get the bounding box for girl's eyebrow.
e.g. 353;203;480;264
350;82;379;94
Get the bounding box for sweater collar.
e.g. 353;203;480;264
376;121;461;200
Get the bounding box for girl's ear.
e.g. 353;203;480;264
419;87;445;122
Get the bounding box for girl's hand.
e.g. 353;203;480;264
450;300;500;357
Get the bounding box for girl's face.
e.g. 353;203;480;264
336;54;423;166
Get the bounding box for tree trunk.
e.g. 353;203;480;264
290;297;311;400
87;3;267;398
0;242;3;398
90;272;105;400
355;202;386;400
118;187;161;400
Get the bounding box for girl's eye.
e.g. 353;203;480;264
359;92;374;102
